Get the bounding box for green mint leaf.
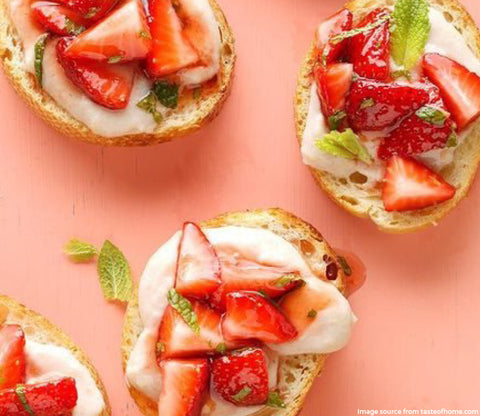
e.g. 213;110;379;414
97;240;133;302
337;256;352;276
215;343;227;354
193;87;202;100
307;309;318;318
153;80;179;109
232;387;252;402
138;30;151;39
416;105;449;126
108;55;123;64
156;342;166;354
167;289;200;334
267;391;286;409
330;14;390;45
15;385;36;416
360;98;375;110
391;0;431;70
137;92;162;124
391;69;412;80
34;34;49;87
64;18;85;36
63;239;98;263
84;7;99;18
316;129;373;165
273;275;302;288
447;132;458;148
328;110;347;131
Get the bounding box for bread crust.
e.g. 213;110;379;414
0;0;235;146
294;0;480;233
0;294;111;416
121;208;347;416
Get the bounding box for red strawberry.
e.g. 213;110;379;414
423;53;480;131
158;359;209;416
31;2;91;36
146;0;199;78
211;348;269;406
0;378;78;416
57;37;135;110
349;8;391;80
382;156;456;212
316;8;353;64
55;0;118;20
175;223;221;300
0;325;26;390
346;78;430;131
222;291;298;344
64;0;151;63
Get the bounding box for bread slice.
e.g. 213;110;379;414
295;0;480;233
121;208;348;416
0;294;111;416
0;0;235;146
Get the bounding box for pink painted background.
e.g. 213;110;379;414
1;0;480;414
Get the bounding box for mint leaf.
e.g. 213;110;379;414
97;241;133;302
137;92;162;123
232;387;252;402
328;110;346;130
193;87;202;100
273;275;303;288
337;256;352;276
64;239;98;263
153;81;179;109
330;14;390;45
267;391;286;409
84;7;99;18
138;30;151;40
167;289;200;334
447;132;458;148
15;385;35;416
360;98;375;110
108;55;123;64
316;129;373;165
64;18;85;36
215;343;227;354
34;34;49;87
307;309;318;318
416;106;449;126
391;0;431;70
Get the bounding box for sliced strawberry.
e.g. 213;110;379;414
349;8;391;81
382;156;456;212
316;8;353;64
146;0;199;78
64;0;151;63
211;348;269;406
346;78;430;131
0;378;77;416
175;223;221;300
222;291;298;344
0;325;26;390
423;53;480;131
55;0;118;20
158;359;209;416
31;2;91;36
57;37;134;110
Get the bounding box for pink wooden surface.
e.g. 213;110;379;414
1;0;480;414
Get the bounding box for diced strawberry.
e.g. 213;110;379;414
222;291;298;344
64;0;151;63
211;348;269;406
55;0;118;20
0;378;78;416
382;156;456;212
31;2;91;36
158;359;209;416
346;78;430;131
175;223;221;300
146;0;199;78
423;53;480;131
0;325;26;390
57;37;135;110
349;8;391;80
316;8;353;64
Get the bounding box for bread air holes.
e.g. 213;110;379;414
349;171;368;185
443;11;453;23
340;195;359;206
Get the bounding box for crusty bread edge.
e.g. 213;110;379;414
0;294;111;416
121;208;347;416
0;0;235;146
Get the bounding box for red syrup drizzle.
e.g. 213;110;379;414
334;249;367;297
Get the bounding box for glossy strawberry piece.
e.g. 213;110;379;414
57;37;134;110
0;378;78;416
31;2;91;36
423;53;480;131
65;0;151;63
316;8;353;64
0;325;26;390
222;291;298;344
175;222;221;300
382;156;456;212
55;0;118;20
349;8;391;80
211;348;269;406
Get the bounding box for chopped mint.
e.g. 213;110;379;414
64;18;85;36
391;69;412;80
215;343;227;354
138;30;151;39
156;342;166;354
307;309;318;318
34;34;49;87
273;275;302;288
84;7;100;19
360;98;375;110
153;80;179;109
193;87;202;100
232;387;252;402
267;391;286;409
167;289;200;334
108;55;123;64
137;92;162;124
337;256;353;276
15;385;35;416
316;129;373;165
416;105;449;126
446;132;458;148
63;239;98;263
330;14;390;45
328;110;347;131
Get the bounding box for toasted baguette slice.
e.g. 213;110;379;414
121;208;348;416
295;0;480;233
0;294;111;416
0;0;235;146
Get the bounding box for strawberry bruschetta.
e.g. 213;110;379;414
0;0;234;145
0;294;111;416
295;0;480;232
122;208;364;416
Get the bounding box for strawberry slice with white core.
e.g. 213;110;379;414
31;2;91;36
175;222;221;300
423;53;480;131
382;156;456;212
65;0;151;62
158;359;209;416
316;8;353;64
0;325;26;390
222;291;298;344
146;0;199;78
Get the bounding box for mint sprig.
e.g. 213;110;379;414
167;289;200;334
63;239;98;263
